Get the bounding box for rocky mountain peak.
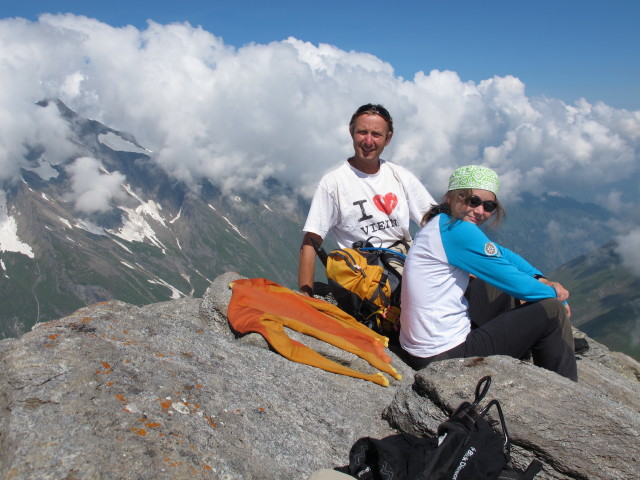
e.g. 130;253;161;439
1;272;638;479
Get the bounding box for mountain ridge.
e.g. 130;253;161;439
0;99;631;352
1;100;304;337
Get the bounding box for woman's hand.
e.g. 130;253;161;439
538;277;570;302
550;282;569;302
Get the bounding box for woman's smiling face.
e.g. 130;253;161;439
454;189;497;226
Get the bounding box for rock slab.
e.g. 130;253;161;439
1;273;639;479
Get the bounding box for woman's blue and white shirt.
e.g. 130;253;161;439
399;213;556;358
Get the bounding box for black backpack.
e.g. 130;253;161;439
345;376;542;480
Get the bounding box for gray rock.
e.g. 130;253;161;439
1;273;638;480
384;355;640;480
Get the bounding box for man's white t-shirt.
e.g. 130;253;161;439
303;160;435;248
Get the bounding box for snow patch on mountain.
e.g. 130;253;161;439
98;132;151;155
169;208;182;224
181;273;194;296
108;203;167;252
122;184;167;225
148;278;184;299
0;193;34;259
75;220;107;236
111;238;133;254
207;204;247;240
24;158;60;181
193;269;212;284
107;185;169;251
58;217;72;229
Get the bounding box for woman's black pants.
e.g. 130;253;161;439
404;279;578;381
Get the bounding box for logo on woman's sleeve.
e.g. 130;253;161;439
484;242;499;256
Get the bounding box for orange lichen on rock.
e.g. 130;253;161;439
205;416;217;429
96;363;112;375
115;394;126;402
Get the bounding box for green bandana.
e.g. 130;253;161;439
448;165;500;195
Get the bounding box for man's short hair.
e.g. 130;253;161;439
349;104;394;134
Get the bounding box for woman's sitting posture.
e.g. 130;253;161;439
400;165;577;381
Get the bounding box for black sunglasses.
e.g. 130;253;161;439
354;104;392;122
466;195;498;212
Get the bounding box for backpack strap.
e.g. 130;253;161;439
310;236;328;267
388;238;411;253
522;460;543;479
473;375;492;406
371;271;390;307
449;402;482;431
498;460;543;480
360;247;407;261
481;399;510;455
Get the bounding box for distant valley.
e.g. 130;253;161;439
552;242;640;360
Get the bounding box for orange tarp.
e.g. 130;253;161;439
227;278;401;387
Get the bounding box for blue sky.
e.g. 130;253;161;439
1;2;639;272
6;0;639;110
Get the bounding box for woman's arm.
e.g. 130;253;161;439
439;216;557;302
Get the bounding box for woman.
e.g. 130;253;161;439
399;165;577;381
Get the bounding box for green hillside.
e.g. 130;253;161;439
552;242;640;360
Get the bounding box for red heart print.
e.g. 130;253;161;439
373;193;398;214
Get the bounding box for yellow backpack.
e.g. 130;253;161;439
325;246;404;333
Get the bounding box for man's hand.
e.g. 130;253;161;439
298;232;323;297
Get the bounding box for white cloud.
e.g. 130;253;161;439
0;14;638;220
65;156;126;213
616;229;640;278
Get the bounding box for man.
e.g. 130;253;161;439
298;104;435;296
